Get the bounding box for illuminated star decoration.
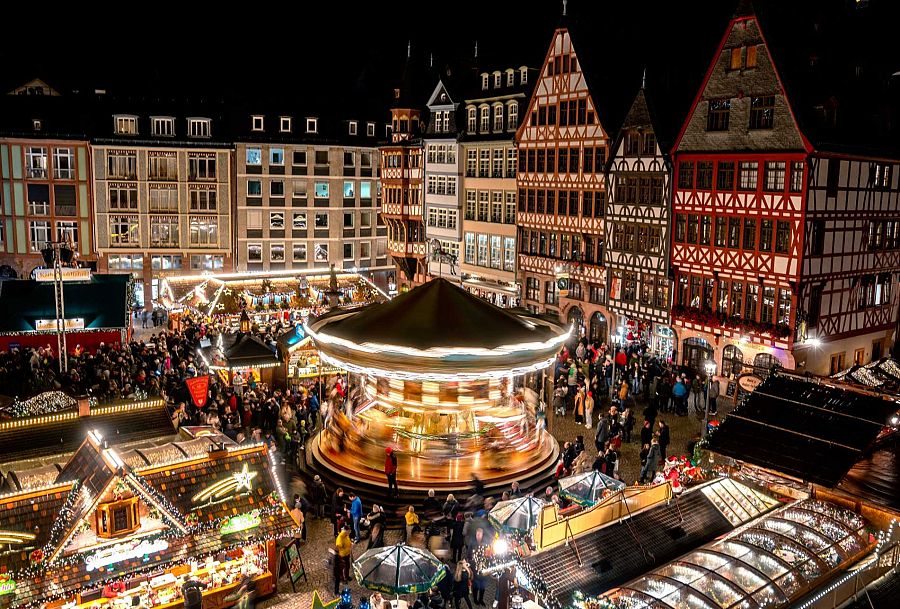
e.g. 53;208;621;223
191;464;258;504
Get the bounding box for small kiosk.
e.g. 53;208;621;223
200;333;282;389
0;431;297;608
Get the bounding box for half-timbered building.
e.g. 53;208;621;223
604;88;674;358
671;0;900;376
515;24;609;337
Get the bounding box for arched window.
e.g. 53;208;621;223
682;337;713;371
493;104;504;131
507;102;519;130
753;353;781;379
467;106;477;133
480;106;490;132
589;312;607;343
722;345;744;377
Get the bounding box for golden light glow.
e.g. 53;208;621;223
191;464;258;504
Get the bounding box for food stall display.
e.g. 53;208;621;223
589;499;875;609
0;431;297;608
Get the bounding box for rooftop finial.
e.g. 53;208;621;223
474;41;478;59
407;41;411;59
642;67;647;89
563;0;568;17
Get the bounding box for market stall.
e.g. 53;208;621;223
199;333;281;388
276;325;342;390
0;430;296;608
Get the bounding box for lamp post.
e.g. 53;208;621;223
702;360;717;439
41;241;74;374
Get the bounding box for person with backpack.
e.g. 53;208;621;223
181;580;204;609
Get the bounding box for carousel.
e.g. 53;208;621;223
305;278;568;493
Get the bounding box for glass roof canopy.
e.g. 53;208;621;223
600;499;871;609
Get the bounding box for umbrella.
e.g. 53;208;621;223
353;543;447;595
488;496;545;533
558;470;625;506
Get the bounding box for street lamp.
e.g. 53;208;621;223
702;360;717;439
41;241;75;374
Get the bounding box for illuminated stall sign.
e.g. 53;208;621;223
85;538;169;572
0;578;16;596
220;510;262;535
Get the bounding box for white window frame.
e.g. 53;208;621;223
270;243;285;262
349;121;358;135
151;116;175;137
366;122;375;137
53;147;75;179
110;215;139;245
520;67;528;84
343;242;354;260
480;106;490;132
189;216;218;246
314;242;329;262
507;102;518;130
247;180;262;196
292;212;307;230
248;243;263;262
252;115;264;131
150;215;180;246
314;213;329;229
280;116;292;132
493;104;504;131
481;74;488;90
467;107;477;133
29;220;52;251
114;115;138;135
270;212;285;229
360;241;371;259
270;148;285;166
506;70;514;87
493;72;501;88
187;117;211;138
189;186;216;211
25;146;47;178
306;117;318;133
292;243;307;262
246;148;262;166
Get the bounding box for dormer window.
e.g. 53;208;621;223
32;119;42;131
280;117;292;132
481;74;488;90
367;122;375;137
506;70;515;87
520;67;528;84
306;118;318;133
493;72;501;88
188;118;211;138
114;115;137;135
252;115;264;131
152;117;175;137
96;496;140;539
349;121;358;135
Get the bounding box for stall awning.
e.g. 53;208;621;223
707;375;899;486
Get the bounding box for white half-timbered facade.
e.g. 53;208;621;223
515;27;609;339
605;89;674;357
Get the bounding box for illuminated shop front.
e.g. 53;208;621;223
0;431;296;608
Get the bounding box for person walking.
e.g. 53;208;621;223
658;420;671;462
594;415;610;453
404;505;420;542
331;488;345;537
573;386;585;424
450;513;466;563
384;446;399;498
672;376;688;416
584;390;595;429
708;375;720;415
333;526;353;595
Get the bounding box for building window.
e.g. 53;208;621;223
280;117;292;132
247;180;262;196
151;255;183;270
252;116;264;131
480;106;490;132
508;102;518;130
790;161;805;192
306;118;318;133
28;220;51;251
315;243;329;262
149;184;178;212
115;115;137;135
315;182;329;199
188;118;211;138
270;244;285;262
349;121;358;135
775;220;791;254
54;221;78;248
493;104;504;131
830;352;845;375
189;187;216;211
467;107;477;133
292;212;307;229
292;150;307;166
248;243;262;262
27;184;50;215
743;218;757;250
271;181;285;197
150;216;179;246
749;96;775;129
107;150;137;179
246;148;262;166
872;163;893;189
50;147;74;179
148;152;177;180
189;217;218;246
342;242;353;260
270;148;285;166
292;243;307;261
678;161;694;189
696;161;713;189
739;161;759;190
343;212;354;228
189;153;216;180
706;99;731;131
544;280;558;306
367;122;375;137
315;213;328;228
315;150;329;165
764;161;786;191
481;74;489;90
110;215;139;245
716;161;735;190
190;254;223;270
759;219;773;251
270;212;285;229
477;234;488;267
151;117;174;137
108;183;137;210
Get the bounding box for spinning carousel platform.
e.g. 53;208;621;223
302;435;560;515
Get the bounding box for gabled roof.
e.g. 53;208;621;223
202;333;280;369
708;374;899;486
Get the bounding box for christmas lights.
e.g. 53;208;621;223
191;463;258;504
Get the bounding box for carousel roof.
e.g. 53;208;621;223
306;278;568;379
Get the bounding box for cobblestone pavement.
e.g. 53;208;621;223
259;391;733;609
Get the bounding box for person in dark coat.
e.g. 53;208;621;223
594;416;610;452
453;561;474;609
331;487;345;536
450;513;466;563
640;418;653;448
657;420;671;462
366;505;386;550
385;446;399;498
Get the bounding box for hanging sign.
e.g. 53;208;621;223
555;272;570;299
220;510;261;535
34;267;92;282
85;538;169;572
185;375;210;409
0;577;16;596
35;318;85;331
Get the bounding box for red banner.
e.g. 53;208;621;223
185;375;210;409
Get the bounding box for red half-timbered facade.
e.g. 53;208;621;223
671;2;900;377
515;26;609;338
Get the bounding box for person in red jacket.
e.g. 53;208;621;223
385;446;398;498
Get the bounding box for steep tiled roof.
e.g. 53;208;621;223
0;482;75;574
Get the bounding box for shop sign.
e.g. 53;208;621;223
555;272;569;299
220;510;261;535
85;538;169;572
737;374;763;393
34;267;92;282
35;318;85;331
0;578;16;596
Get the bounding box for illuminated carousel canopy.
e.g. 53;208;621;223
306;278;569;380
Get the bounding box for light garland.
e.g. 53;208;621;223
1;391;76;419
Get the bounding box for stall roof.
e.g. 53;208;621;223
318;278;563;350
707;375;899;486
835;440;900;515
598;499;872;609
202;333;280;369
831;357;900;393
0;273;129;332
